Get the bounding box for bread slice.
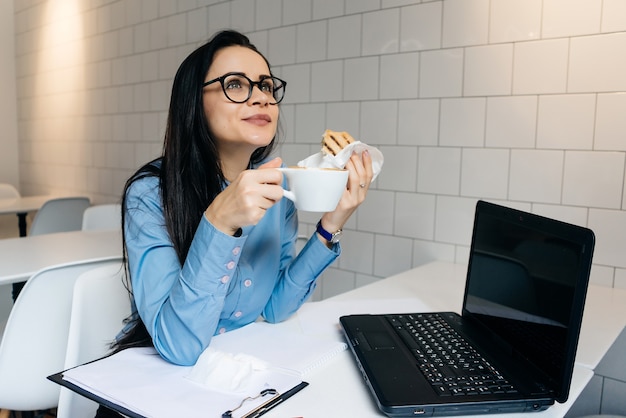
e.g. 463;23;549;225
321;129;355;156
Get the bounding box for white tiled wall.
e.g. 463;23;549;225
11;0;626;313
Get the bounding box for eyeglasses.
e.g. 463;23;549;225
203;72;287;104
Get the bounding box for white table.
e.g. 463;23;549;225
61;262;621;417
327;261;626;370
262;261;625;417
575;284;626;370
0;195;52;236
0;229;123;285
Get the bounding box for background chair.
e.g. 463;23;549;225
29;196;90;236
0;184;21;333
0;183;20;199
81;203;122;231
296;234;308;255
11;196;91;301
56;262;131;418
0;183;21;238
0;257;123;415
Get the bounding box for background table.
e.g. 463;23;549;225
0;229;123;285
0;195;52;236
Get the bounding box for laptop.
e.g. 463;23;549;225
340;200;595;417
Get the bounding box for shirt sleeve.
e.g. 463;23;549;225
124;174;340;366
124;177;248;365
262;199;340;322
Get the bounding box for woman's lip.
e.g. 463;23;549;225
244;114;272;122
244;114;272;124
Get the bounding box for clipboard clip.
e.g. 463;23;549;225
222;388;278;418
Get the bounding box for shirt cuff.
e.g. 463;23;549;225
180;216;247;292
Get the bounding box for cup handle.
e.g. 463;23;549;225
282;189;296;202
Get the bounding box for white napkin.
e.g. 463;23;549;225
297;141;384;182
187;347;268;392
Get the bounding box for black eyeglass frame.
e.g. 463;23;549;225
203;72;287;104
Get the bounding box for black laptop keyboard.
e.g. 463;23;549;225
387;313;519;397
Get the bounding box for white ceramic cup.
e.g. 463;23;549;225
278;167;349;212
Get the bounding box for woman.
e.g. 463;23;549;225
101;30;371;415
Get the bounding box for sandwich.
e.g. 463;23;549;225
320;129;355;156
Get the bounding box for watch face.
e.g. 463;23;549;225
330;231;343;243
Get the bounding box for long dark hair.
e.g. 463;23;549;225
114;30;280;350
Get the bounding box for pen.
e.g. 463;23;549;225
243;382;309;418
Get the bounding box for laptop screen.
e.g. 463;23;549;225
463;201;594;401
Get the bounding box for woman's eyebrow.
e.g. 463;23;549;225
235;71;273;79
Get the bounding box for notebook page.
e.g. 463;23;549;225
209;321;347;376
62;347;302;418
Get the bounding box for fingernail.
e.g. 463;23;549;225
363;150;370;156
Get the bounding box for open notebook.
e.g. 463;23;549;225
50;322;346;418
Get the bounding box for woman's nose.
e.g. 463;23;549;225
249;84;271;106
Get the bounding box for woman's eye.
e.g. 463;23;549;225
225;78;243;90
260;81;273;93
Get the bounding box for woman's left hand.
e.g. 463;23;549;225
318;150;374;237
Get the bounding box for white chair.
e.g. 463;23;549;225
29;196;90;236
81;203;122;231
0;183;21;234
0;184;22;329
0;183;20;199
0;257;123;414
296;234;308;255
56;262;131;418
12;196;91;302
0;185;18;325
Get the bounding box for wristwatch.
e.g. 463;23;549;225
316;220;343;244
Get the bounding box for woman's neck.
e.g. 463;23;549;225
219;147;254;182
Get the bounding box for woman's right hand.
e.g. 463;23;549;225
204;158;284;236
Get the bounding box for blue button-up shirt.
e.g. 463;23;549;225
123;170;339;365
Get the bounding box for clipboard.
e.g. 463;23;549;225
49;370;144;418
48;347;309;418
49;370;308;418
220;382;309;418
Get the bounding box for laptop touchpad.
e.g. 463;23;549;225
367;332;397;350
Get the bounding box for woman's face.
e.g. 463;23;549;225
203;46;279;157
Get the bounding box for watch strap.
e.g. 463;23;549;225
316;220;332;241
316;220;342;243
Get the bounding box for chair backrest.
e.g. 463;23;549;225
81;203;122;231
0;183;20;199
56;262;131;418
296;234;308;255
0;257;123;411
29;197;90;236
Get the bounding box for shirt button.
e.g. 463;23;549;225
244;279;252;287
232;246;241;255
219;327;226;334
220;275;229;284
234;311;242;318
226;261;235;270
